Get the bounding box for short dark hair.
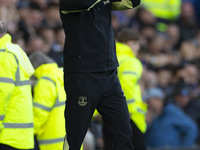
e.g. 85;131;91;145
117;28;139;43
0;21;7;35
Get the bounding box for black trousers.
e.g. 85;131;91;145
0;144;33;150
130;120;147;150
104;119;147;150
64;70;134;150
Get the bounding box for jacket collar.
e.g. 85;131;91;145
34;63;58;78
34;63;64;86
0;34;12;48
116;42;135;58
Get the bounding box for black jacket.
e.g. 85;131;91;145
59;0;140;72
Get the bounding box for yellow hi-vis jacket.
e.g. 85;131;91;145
0;34;34;149
116;42;147;133
142;0;181;20
33;63;66;150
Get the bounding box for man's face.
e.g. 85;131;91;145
175;95;190;108
147;97;163;117
126;40;140;55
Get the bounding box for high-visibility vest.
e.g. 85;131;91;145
142;0;181;20
33;63;66;150
0;34;34;149
116;42;147;133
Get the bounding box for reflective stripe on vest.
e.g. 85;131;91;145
122;71;139;85
137;108;146;115
38;137;64;145
42;77;56;86
0;115;5;121
122;71;137;76
0;49;6;52
33;77;65;111
3;123;33;128
127;99;135;104
0;77;14;84
0;50;30;86
54;101;65;107
0;77;30;86
33;103;52;112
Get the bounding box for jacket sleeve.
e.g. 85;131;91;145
60;0;101;14
33;78;57;134
112;0;140;10
0;52;17;131
118;59;142;100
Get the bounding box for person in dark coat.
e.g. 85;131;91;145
59;0;141;149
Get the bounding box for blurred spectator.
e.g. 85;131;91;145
167;23;181;50
29;2;44;29
182;0;200;23
17;0;34;43
141;68;158;90
43;2;61;28
148;33;169;54
140;32;179;70
38;26;55;48
0;0;19;34
135;7;157;39
177;1;199;42
145;87;198;148
174;64;200;98
157;67;174;97
173;86;191;109
183;64;199;88
48;26;64;67
26;36;49;55
173;85;200;144
115;28;147;150
135;7;157;28
31;0;48;9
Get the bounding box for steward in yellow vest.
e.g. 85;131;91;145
29;52;66;150
142;0;181;21
0;22;35;150
116;28;147;150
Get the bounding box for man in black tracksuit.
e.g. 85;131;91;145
59;0;141;149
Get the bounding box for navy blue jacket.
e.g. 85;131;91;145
146;103;198;148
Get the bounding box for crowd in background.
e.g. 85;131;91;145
1;0;200;149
